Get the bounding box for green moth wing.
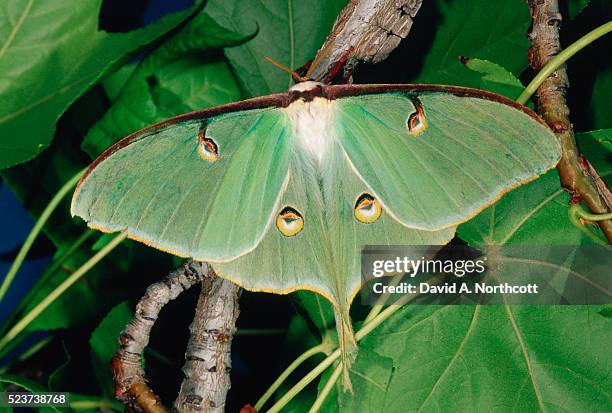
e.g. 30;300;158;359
72;97;293;261
334;86;561;231
72;83;560;378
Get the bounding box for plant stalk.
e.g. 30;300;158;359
517;20;612;104
254;343;327;411
307;362;342;413
0;233;125;350
0;169;85;303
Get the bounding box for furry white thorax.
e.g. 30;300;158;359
283;96;336;164
289;81;324;92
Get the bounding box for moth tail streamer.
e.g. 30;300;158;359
334;308;357;392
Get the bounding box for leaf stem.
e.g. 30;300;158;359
267;349;340;413
266;291;418;413
517;20;612;105
0;233;126;350
307;362;342;413
254;342;327;411
364;304;383;324
0;230;95;345
568;205;608;244
0;169;85;303
572;205;612;221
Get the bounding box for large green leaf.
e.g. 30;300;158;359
581;129;612;148
81;12;244;158
458;171;586;245
331;304;611;412
82;58;241;158
0;0;200;169
205;0;346;97
412;0;531;87
0;8;244;345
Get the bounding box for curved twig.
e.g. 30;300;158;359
526;0;612;242
112;260;210;412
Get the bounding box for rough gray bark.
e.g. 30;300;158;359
173;268;242;413
526;0;612;242
112;260;210;413
308;0;422;82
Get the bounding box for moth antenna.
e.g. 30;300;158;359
305;40;334;79
264;56;304;83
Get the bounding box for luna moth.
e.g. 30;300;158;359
71;81;561;375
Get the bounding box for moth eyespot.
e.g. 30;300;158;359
354;193;382;224
276;206;304;237
406;98;427;136
198;130;219;162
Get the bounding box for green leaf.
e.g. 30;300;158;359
583;129;612;145
567;0;590;19
205;0;347;96
413;0;531;87
0;0;199;169
460;57;525;99
150;12;255;60
334;304;611;411
292;291;335;339
89;302;133;396
81;11;244;158
0;7;235;351
101;62;139;101
458;171;585;245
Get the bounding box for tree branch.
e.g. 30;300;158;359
112;260;210;413
174;268;242;412
526;0;612;242
308;0;423;82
